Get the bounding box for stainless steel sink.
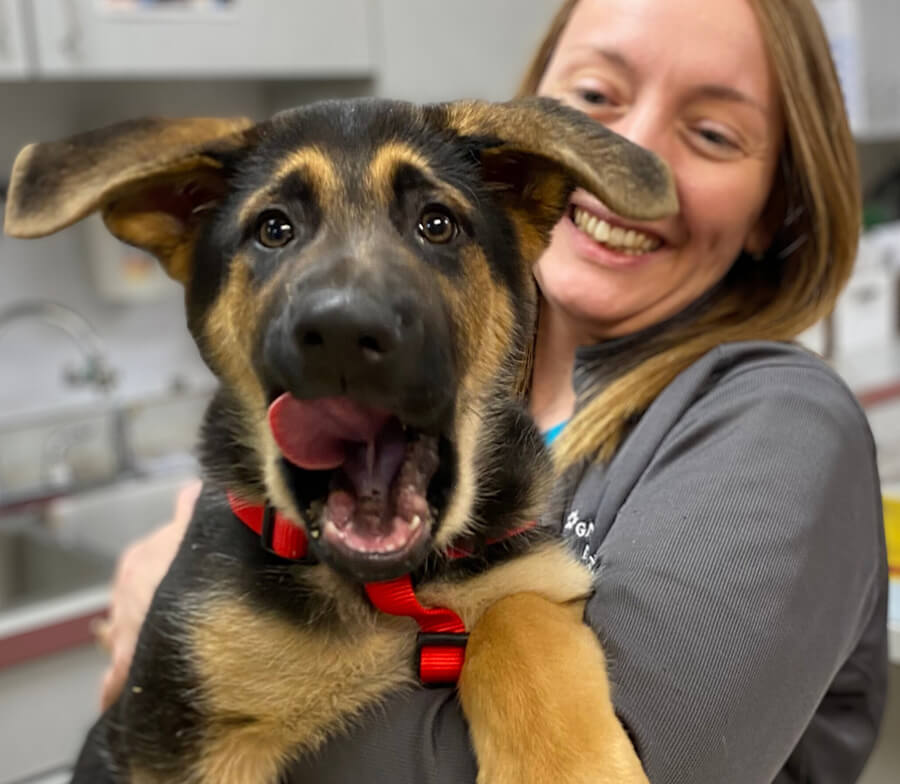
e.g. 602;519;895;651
43;471;196;558
0;471;194;614
0;525;113;612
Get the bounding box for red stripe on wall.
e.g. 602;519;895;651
0;608;108;670
858;380;900;409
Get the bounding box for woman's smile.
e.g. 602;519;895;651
562;208;662;270
562;187;677;271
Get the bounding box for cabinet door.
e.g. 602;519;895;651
31;0;374;79
0;0;29;79
375;0;559;102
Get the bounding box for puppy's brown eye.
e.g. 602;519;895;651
257;210;294;248
417;207;457;244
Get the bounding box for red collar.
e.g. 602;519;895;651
228;492;314;562
227;492;536;685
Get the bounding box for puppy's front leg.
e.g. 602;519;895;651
459;593;648;784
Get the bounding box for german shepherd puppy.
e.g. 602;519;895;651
4;97;675;784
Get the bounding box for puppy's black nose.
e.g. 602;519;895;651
294;288;401;364
275;286;424;401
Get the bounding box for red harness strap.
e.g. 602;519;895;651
228;493;535;685
228;492;313;562
364;577;468;686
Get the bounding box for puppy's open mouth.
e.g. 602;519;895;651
268;394;445;579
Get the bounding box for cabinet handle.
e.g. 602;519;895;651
59;0;83;59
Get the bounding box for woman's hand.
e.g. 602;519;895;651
94;479;201;710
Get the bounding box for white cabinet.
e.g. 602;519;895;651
375;0;559;102
815;0;900;139
0;0;29;79
29;0;374;79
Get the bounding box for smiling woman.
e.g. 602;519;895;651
92;1;886;783
525;0;862;462
533;0;784;339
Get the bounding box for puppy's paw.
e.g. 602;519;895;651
460;593;648;784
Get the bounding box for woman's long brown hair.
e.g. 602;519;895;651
518;0;861;466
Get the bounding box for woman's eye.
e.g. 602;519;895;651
697;128;737;149
256;210;294;248
577;88;612;106
417;206;458;244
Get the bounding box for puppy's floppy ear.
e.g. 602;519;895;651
434;96;677;244
4;116;255;283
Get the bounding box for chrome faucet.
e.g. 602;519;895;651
0;302;134;494
0;300;117;393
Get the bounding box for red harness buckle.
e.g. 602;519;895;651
414;631;469;686
365;575;468;686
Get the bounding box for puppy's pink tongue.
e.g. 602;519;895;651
268;394;391;470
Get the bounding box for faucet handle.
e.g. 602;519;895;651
64;355;118;392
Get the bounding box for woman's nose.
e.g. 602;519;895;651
606;103;671;166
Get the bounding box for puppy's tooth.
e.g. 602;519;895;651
410;515;422;531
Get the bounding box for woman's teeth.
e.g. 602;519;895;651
572;206;661;254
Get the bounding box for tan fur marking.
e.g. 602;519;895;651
508;209;552;266
433;402;481;549
236;146;341;226
275;147;341;199
367;142;432;203
431;244;520;548
190;594;416;783
103;209;201;285
419;542;592;628
366;141;475;212
164;243;195;287
204;257;267;413
445;245;517;389
192;725;286;784
460;593;649;784
202;256;269;497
